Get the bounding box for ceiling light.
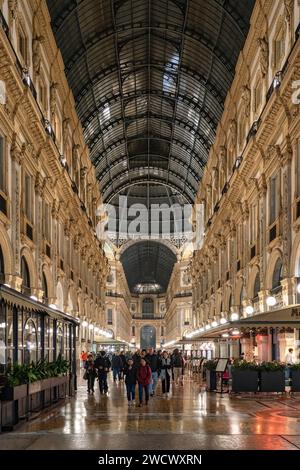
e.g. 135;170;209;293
266;296;276;307
230;313;239;321
297;283;300;294
89;324;94;330
82;321;88;327
211;321;218;327
220;317;228;325
222;333;229;338
245;305;254;315
30;295;38;301
231;329;240;335
205;324;211;330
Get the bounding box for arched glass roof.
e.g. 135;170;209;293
121;240;177;292
47;0;255;204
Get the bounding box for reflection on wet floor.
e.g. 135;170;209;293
1;373;300;450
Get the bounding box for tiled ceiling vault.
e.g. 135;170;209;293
47;0;255;205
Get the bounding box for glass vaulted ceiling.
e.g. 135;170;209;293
47;0;255;205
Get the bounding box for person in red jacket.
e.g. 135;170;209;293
137;358;152;406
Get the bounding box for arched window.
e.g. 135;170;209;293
0;245;4;283
42;272;48;303
272;258;283;290
23;318;37;364
142;298;154;315
21;256;30;295
253;272;260;298
240;286;246;305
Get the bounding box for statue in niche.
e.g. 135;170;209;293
32;35;45;75
228;118;237;151
257;36;269;78
241;85;251;118
284;0;294;27
219;145;227;189
50;82;58;116
8;0;18;20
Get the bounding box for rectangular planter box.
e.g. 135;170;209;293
51;375;68;387
231;369;259;392
260;370;285;392
28;381;42;395
40;378;53;391
206;370;216;391
0;384;28;401
291;370;300;392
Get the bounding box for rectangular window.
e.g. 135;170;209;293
297;140;300;198
24;173;33;222
274;37;284;69
0;135;5;193
18;28;28;64
269;175;278;224
250;203;258;244
43;202;51;242
107;309;113;325
254;82;261;112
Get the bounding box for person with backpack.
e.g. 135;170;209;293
137;358;152;406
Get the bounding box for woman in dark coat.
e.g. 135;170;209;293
84;353;97;394
124;358;137;404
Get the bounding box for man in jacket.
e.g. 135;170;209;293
95;350;111;394
111;352;123;382
145;348;161;396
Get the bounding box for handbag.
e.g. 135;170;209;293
83;370;88;380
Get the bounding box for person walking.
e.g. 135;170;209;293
112;352;123;382
145;348;161;396
132;349;141;366
81;350;87;369
95;350;111;394
84;353;97;394
124;358;137;405
160;351;172;396
137;358;152;407
172;348;183;386
119;351;127;380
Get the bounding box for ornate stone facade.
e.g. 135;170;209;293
0;0;108;355
191;0;300;361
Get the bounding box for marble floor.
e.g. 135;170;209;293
1;373;300;450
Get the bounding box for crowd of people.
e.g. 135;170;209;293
80;348;186;407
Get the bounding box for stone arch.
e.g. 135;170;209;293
247;264;260;299
265;248;283;290
0;223;13;278
234;276;244;306
56;280;64;311
68;285;78;315
290;230;300;277
41;263;54;300
20;246;38;289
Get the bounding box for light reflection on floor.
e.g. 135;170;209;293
0;373;300;449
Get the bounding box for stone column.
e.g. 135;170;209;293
10;135;22;291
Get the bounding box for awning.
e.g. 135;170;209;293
0;285;79;325
189;304;300;340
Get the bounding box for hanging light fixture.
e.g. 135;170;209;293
266;296;276;307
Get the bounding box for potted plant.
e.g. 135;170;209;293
205;360;217;391
231;360;259;392
1;364;28;401
290;363;300;392
258;361;285;392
